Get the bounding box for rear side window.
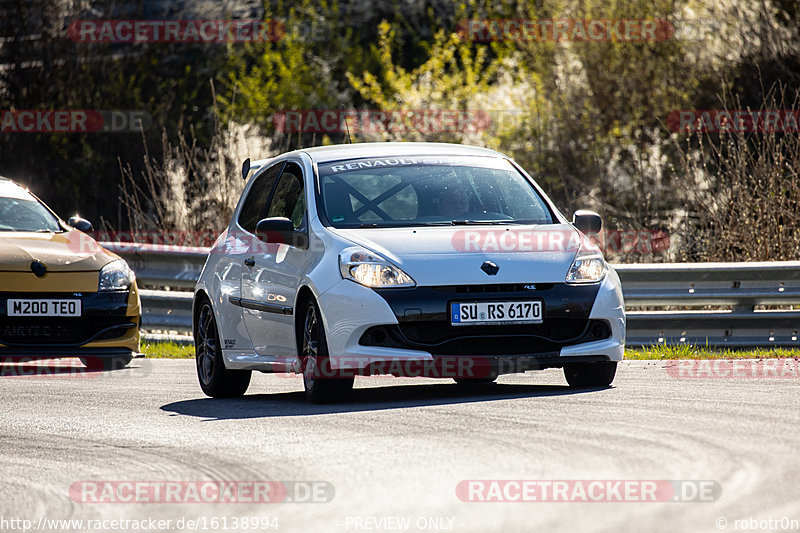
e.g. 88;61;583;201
266;163;305;229
237;162;283;233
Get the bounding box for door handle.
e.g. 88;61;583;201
244;257;255;268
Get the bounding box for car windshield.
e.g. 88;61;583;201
317;155;555;228
0;191;62;232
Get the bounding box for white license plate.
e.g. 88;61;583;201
451;300;542;325
7;299;81;317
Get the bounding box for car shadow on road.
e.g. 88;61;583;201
0;361;129;378
160;382;612;420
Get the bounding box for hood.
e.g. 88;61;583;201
0;231;115;272
332;223;587;285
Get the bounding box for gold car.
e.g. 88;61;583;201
0;176;140;369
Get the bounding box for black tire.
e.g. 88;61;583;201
300;299;354;403
195;300;251;398
80;356;132;370
564;361;617;388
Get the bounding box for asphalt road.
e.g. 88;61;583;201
1;358;798;533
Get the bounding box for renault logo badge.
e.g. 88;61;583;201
30;260;47;278
481;260;499;276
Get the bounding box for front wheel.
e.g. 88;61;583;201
564;361;617;388
301;300;353;403
195;300;251;398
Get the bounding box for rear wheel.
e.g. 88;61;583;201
80;356;132;370
564;361;617;388
301;300;353;403
195;300;251;398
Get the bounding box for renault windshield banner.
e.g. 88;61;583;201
317;156;506;176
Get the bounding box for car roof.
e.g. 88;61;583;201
0;176;34;200
288;142;507;164
244;143;511;181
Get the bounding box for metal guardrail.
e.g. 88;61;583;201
139;289;194;333
101;243;201;338
616;262;800;347
103;243;800;348
104;243;206;290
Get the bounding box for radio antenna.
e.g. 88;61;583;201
341;104;352;144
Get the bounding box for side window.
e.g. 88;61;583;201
267;163;305;229
237;163;283;233
332;174;418;222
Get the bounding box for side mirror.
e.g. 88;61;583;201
67;215;93;233
255;217;294;243
241;158;251;180
572;210;602;234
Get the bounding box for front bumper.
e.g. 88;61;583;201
0;348;141;361
0;287;140;356
317;274;625;374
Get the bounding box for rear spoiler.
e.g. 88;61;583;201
241;158;273;180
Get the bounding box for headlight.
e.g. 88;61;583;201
566;249;607;284
98;259;135;291
339;247;415;288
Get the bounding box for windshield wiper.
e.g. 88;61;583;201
357;221;453;228
450;219;514;225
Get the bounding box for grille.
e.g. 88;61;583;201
360;320;610;356
432;284;554;294
0;317;134;346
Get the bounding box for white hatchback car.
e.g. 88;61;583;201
193;142;625;402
